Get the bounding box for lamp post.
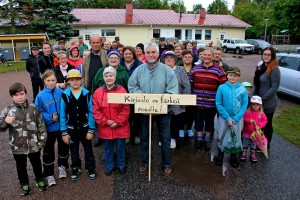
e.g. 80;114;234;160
264;18;269;41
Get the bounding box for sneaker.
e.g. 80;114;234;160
21;184;30;196
46;176;56;187
70;168;81;181
134;136;140;145
125;137;131;144
179;130;185;138
88;170;96;180
240;150;247;161
36;180;47;191
204;141;211;150
194;140;203;150
250;150;257;163
162;167;172;176
139;166;148;175
105;169;113;176
170;138;176;149
187;130;194;138
58;166;67;178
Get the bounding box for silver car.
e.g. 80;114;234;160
277;53;300;98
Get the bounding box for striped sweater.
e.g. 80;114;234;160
190;64;226;107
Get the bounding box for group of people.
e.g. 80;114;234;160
0;33;280;196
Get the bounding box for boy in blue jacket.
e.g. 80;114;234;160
60;69;96;181
215;66;248;168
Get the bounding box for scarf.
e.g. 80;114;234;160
253;63;267;94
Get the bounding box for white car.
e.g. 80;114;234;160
277;53;300;98
222;38;254;54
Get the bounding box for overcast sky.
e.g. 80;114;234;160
182;0;235;12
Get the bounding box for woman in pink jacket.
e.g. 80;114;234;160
241;96;267;163
93;66;130;176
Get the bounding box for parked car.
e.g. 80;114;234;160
221;38;254;54
196;40;206;48
277;53;300;98
246;39;271;54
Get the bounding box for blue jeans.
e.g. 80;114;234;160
243;137;256;150
140;114;171;168
103;138;126;171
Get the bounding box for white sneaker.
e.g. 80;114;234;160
171;139;176;149
58;166;67;178
46;175;56;187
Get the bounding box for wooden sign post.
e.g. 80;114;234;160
108;93;196;181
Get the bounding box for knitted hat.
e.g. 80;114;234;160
107;50;120;58
103;66;117;76
66;69;82;81
250;95;262;105
52;45;60;51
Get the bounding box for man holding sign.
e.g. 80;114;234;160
128;41;178;176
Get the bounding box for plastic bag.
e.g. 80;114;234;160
221;126;243;153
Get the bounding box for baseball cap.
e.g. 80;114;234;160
66;69;82;81
250;95;262;105
226;66;241;76
242;82;253;88
78;35;83;39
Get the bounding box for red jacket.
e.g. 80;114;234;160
93;84;130;139
243;108;267;138
67;45;83;69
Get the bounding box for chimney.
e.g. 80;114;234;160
125;3;133;24
198;8;206;25
179;9;182;23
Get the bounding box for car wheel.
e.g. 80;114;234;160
235;48;241;54
223;47;227;53
258;48;262;55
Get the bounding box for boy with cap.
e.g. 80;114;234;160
215;66;248;168
60;69;96;181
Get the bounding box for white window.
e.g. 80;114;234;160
195;30;202;40
205;30;212;40
175;29;182;40
219;32;226;40
185;29;192;41
101;29;116;37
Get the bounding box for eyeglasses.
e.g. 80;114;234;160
263;53;272;57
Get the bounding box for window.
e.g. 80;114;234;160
85;34;90;41
284;57;300;71
205;30;211;40
175;29;182;40
153;29;160;39
72;30;79;37
185;29;192;41
195;30;202;40
101;29;116;37
219;32;226;40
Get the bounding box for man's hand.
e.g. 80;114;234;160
62;135;70;144
86;132;94;140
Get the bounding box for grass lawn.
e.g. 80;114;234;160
273;105;300;146
0;61;26;73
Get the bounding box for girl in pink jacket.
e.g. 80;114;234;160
241;96;267;163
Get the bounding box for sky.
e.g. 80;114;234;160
182;0;235;12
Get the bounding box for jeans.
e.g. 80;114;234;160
140;114;171;168
68;128;95;171
194;107;216;133
243;137;256;150
13;151;43;185
103;138;126;171
43;130;69;177
31;78;44;102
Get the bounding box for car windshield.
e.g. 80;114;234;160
235;40;247;44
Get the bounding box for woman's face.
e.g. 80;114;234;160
104;72;116;87
59;53;67;66
164;55;176;68
136;47;143;55
182;53;193;65
44;75;57;89
43;44;51;56
202;49;213;65
186;43;193;51
71;48;79;58
124;49;134;63
174;46;183;57
263;49;272;63
108;54;120;67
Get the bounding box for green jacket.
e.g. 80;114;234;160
91;64;129;94
79;43;89;57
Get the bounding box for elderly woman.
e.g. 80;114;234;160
92;50;129;93
120;46;143;144
253;47;280;151
53;51;75;89
190;47;226;151
161;51;191;149
136;43;146;63
93;66;130;176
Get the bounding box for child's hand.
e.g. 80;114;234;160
107;120;114;126
5;115;15;124
250;119;255;124
52;113;58;121
111;122;117;128
228;119;234;126
62;135;70;144
86;132;94;140
38;142;45;149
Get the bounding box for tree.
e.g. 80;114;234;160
30;0;79;41
133;0;162;9
170;0;186;13
190;3;202;13
207;0;229;14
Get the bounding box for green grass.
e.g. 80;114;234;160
0;61;26;73
273;105;300;146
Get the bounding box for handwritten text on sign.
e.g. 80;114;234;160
107;94;196;106
135;104;168;114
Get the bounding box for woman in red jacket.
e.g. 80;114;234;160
93;66;130;176
67;45;83;70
